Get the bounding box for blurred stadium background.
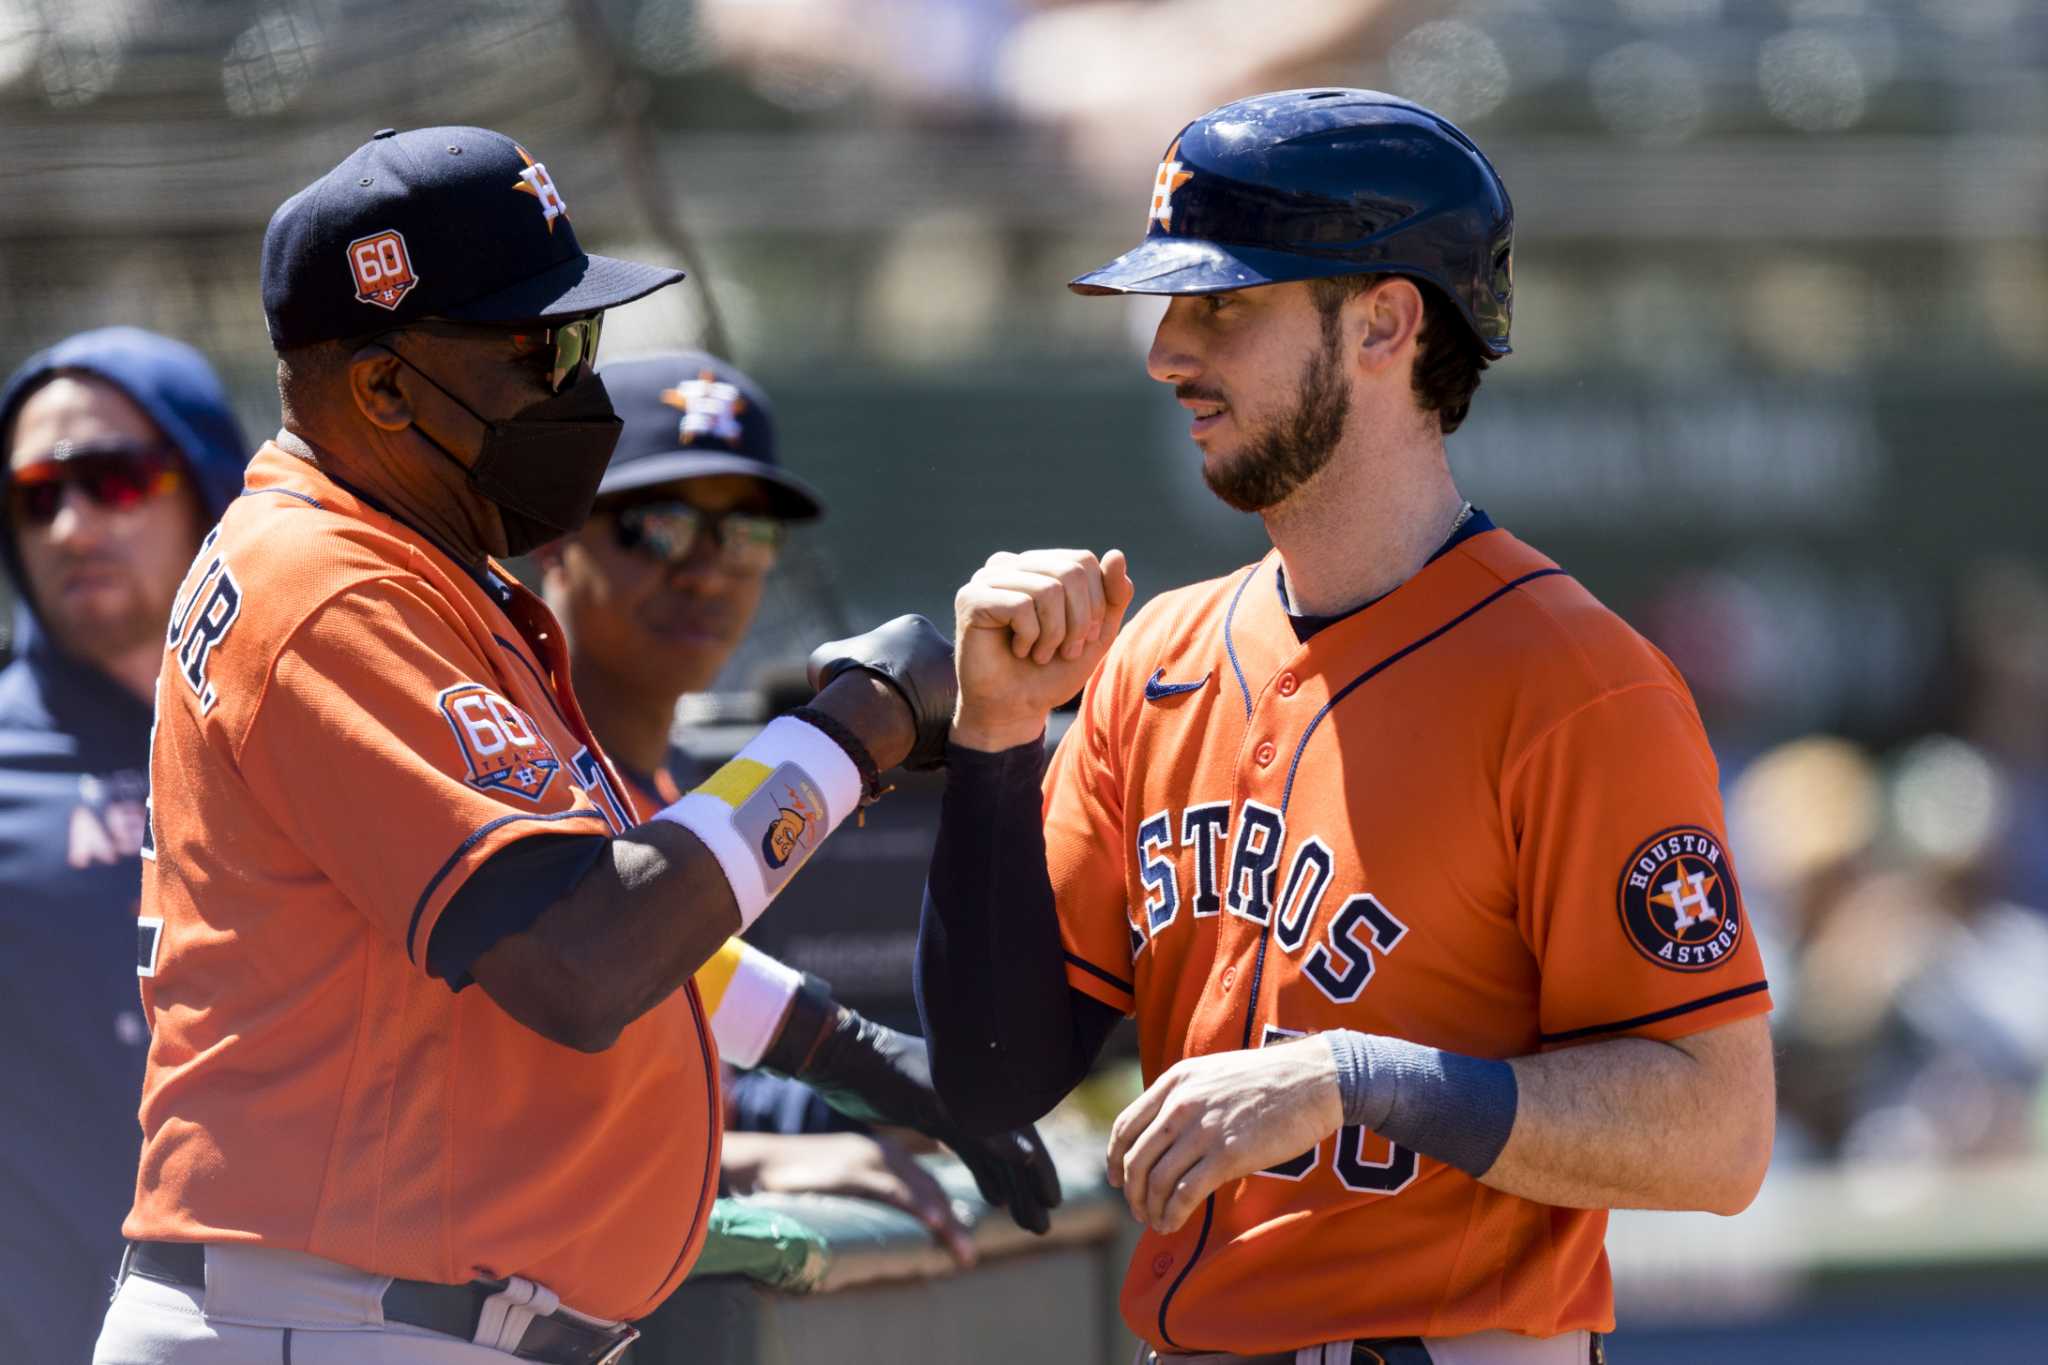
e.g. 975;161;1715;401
5;0;2046;1359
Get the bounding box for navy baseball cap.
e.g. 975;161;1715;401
261;126;683;350
594;352;823;521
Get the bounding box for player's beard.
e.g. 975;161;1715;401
1201;320;1350;514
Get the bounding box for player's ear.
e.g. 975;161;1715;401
1353;277;1426;378
347;346;413;432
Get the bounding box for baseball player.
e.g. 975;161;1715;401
916;91;1775;1363
97;127;963;1364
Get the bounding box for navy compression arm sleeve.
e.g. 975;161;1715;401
916;736;1120;1135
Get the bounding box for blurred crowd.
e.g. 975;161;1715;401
1650;557;2048;1168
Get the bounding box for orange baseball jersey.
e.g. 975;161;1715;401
1044;519;1771;1353
130;442;720;1322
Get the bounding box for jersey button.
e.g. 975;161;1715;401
1254;739;1276;767
1277;672;1298;696
1220;964;1238;992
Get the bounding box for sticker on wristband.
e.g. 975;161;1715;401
696;757;833;895
658;714;860;928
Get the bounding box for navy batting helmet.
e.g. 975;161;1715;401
1070;89;1514;356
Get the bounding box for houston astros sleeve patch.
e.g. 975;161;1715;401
1617;826;1744;972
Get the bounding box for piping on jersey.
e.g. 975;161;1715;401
494;634;575;732
1221;565;1261;720
661;967;726;1311
242;485;323;509
1065;950;1134;997
405;807;612;961
1154;565;1565;1348
1539;979;1768;1045
1242;566;1565;1048
1156;1196;1216;1349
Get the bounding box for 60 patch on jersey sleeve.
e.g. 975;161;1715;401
437;683;561;803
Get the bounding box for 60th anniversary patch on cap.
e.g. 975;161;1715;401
1617;826;1744;972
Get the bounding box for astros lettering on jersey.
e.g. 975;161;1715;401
1043;520;1771;1352
132;444;721;1322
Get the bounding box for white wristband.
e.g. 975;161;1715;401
655;715;862;929
698;940;805;1069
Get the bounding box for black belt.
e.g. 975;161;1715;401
1352;1334;1603;1364
125;1241;638;1365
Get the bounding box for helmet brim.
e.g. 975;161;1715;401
1068;237;1346;297
1068;236;1511;357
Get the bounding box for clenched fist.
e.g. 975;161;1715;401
952;548;1135;752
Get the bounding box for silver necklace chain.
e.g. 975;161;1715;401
1447;499;1475;540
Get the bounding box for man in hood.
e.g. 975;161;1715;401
0;325;247;1361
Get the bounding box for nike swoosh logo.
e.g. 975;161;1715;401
1143;668;1210;702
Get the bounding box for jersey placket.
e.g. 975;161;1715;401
1146;579;1343;1351
1220;635;1327;1055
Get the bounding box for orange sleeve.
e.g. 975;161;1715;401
1042;654;1138;1015
235;578;613;971
1505;682;1772;1048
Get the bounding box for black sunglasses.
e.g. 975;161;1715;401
609;499;786;575
391;315;603;393
7;441;185;528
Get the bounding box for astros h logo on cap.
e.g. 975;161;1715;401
512;145;569;231
659;370;748;449
594;352;826;522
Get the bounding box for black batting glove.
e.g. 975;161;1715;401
807;614;957;771
763;977;1063;1235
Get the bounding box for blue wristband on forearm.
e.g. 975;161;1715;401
1326;1031;1518;1178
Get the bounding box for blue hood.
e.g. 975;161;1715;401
0;326;250;656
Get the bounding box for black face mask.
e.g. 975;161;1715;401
382;347;623;557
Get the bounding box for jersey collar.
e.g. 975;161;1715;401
241;442;523;610
1275;507;1496;644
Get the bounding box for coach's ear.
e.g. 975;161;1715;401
347;346;413;432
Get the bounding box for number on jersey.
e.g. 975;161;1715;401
1252;1023;1418;1196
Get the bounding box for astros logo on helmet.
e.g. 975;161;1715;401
1148;139;1193;232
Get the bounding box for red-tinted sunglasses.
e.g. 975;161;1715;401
7;441;185;528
